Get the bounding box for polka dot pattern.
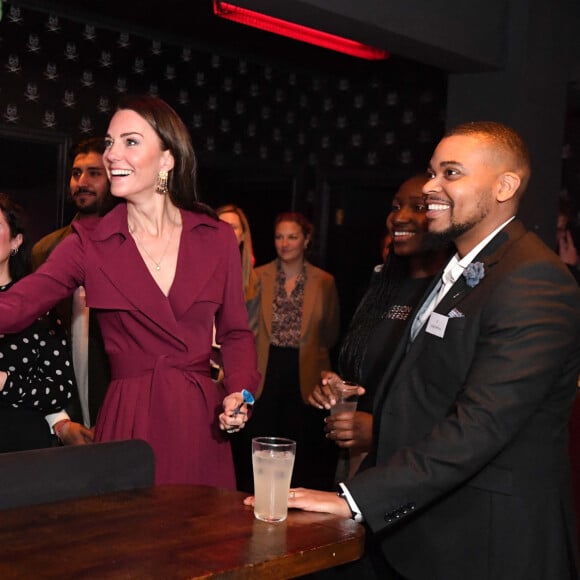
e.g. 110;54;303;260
0;297;74;413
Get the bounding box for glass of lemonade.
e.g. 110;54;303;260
252;437;296;522
330;381;360;415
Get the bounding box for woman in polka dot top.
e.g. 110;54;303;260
0;193;75;452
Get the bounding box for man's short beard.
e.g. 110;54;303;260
420;231;454;252
76;201;99;215
429;222;475;246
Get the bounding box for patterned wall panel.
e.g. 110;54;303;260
0;1;447;175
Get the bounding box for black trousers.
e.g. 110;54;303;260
0;407;53;453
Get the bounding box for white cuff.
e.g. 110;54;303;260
45;410;71;433
338;482;364;523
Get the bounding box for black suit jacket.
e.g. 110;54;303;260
348;220;580;580
32;218;110;425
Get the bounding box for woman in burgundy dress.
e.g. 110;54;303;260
0;96;260;487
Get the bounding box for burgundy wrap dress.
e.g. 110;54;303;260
0;203;260;487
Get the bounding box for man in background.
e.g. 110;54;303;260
33;137;111;441
557;196;580;284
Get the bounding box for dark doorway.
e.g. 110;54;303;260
0;126;70;245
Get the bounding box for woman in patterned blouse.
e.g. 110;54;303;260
0;193;75;452
233;211;341;492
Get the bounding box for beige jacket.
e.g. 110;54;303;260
255;260;340;402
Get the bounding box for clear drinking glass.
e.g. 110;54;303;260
252;437;296;522
330;381;360;415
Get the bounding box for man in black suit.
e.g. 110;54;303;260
253;122;580;579
33;137;111;445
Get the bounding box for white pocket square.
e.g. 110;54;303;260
447;308;465;318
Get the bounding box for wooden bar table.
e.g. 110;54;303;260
0;485;365;579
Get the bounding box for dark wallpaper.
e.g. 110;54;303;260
0;1;449;325
0;2;446;175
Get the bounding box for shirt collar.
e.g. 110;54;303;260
442;216;515;285
89;203;218;242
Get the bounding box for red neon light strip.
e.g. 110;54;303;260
213;1;389;61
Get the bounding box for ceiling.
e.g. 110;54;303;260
39;0;419;76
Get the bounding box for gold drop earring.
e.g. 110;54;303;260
156;170;169;194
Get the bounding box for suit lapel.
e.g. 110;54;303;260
436;220;527;317
374;220;528;411
436;276;469;314
371;272;444;415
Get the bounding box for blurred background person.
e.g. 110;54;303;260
233;211;340;492
380;230;393;264
309;174;452;479
0;192;76;452
32;137;111;439
556;196;580;284
216;204;260;333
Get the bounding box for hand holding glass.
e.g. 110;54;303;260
252;437;296;522
330;381;360;415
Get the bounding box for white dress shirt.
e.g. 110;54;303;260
410;216;515;341
45;285;91;431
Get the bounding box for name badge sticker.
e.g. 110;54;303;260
426;312;448;338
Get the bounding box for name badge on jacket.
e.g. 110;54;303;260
426;312;448;338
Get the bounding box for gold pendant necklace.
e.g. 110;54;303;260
129;210;177;271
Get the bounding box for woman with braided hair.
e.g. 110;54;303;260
310;174;451;479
